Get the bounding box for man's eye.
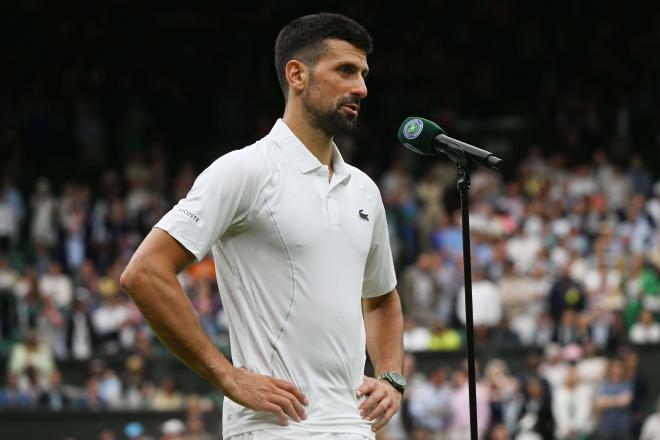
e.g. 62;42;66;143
339;66;352;74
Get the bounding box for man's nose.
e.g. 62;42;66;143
352;76;368;99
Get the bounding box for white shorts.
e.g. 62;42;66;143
226;429;374;440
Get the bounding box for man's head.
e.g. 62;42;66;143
275;13;372;135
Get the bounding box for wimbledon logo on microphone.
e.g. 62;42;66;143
403;118;424;140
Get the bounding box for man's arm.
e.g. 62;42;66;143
357;288;404;432
120;228;307;425
363;289;404;375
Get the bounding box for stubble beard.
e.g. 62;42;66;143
302;81;359;137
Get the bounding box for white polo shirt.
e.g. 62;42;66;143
155;119;397;439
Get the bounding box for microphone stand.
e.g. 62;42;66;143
456;162;479;440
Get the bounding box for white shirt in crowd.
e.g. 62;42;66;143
629;322;660;344
552;384;593;438
456;280;501;327
39;273;73;309
155;119;396;439
641;412;660;440
92;302;129;335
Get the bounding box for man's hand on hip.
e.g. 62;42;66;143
223;367;308;425
356;376;402;432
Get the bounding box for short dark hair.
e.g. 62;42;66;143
274;13;373;99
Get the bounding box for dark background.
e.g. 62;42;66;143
3;0;660;189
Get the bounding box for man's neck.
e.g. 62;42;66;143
282;111;333;168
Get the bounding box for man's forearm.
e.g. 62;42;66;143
363;289;404;375
121;261;233;390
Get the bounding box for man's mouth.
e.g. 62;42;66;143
342;103;360;115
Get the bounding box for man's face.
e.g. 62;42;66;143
301;39;369;136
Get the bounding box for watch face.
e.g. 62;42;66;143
388;372;406;388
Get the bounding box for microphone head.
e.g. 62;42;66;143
397;117;445;155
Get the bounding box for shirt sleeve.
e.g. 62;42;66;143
362;193;397;298
154;148;262;261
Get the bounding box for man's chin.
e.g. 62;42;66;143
336;112;358;131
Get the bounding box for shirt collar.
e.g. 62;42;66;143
270;119;351;182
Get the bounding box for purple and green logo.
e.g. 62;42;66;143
403;118;424;140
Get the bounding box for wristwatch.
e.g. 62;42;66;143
377;371;406;394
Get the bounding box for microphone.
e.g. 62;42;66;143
397;117;502;169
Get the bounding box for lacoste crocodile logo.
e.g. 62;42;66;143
359;209;369;222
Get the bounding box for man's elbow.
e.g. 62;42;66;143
120;261;146;297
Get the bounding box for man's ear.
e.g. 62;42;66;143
285;60;308;95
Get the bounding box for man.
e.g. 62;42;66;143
121;13;404;440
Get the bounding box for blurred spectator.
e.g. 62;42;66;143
490;318;521;347
576;341;608;391
506;226;542;275
515;376;554;440
539;343;569;391
0;373;33;408
92;293;130;355
415;169;446;253
78;376;107;410
8;330;55;386
555;309;580;346
640;397;660;440
0;256;19;339
14;266;41;333
402;316;431;352
381;158;418;266
588;307;612;350
431;211;463;260
629;309;660;343
184;416;213;440
428;320;461;351
98;367;123;408
594;358;633;440
30;178;58;248
498;261;549;345
63;208;87;273
456;266;501;329
548;263;586;324
518;352;552;402
39;261;73;311
446;363;491;439
66;296;97;360
622;349;648;438
552;366;593;439
486;423;511;440
483;359;520;433
627;155;652;196
39;370;70;411
160;418;186;440
583;256;624;312
97;429;116;440
151;377;184;411
122;354;154;409
409;367;451;437
192;281;222;345
400;251;444;327
529;311;554;348
37;296;66;358
0;184;20;254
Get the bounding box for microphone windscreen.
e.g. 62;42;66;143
397;117;445;155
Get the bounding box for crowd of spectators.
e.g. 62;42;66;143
378;146;660;438
2;134;660;439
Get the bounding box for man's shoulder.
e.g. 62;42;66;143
206;140;269;177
